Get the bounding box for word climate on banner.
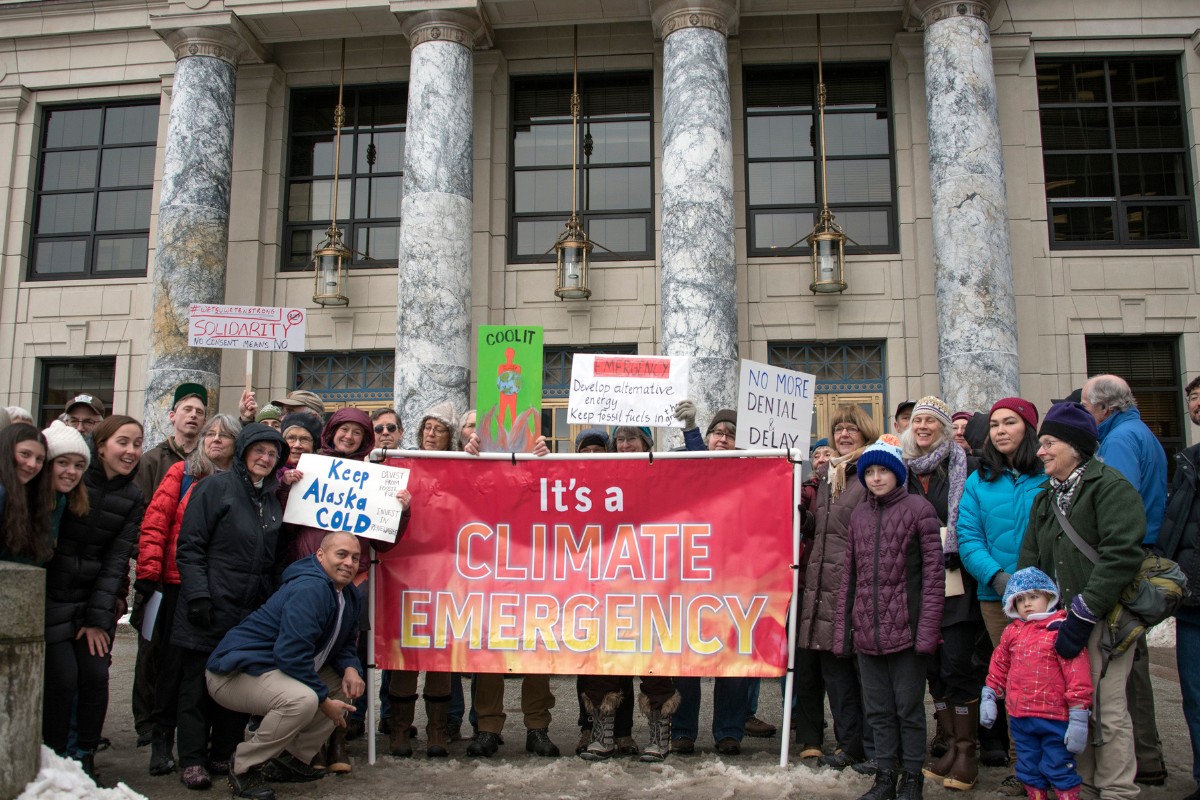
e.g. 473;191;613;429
189;304;307;351
735;359;815;453
281;453;409;543
375;455;793;677
567;354;690;428
476;325;543;453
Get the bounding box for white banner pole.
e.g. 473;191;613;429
780;452;802;767
367;553;377;766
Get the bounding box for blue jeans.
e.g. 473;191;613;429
674;677;752;743
1177;606;1200;785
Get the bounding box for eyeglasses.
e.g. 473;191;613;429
833;424;860;435
67;416;99;430
423;423;449;436
284;434;313;445
708;430;736;441
203;430;235;441
374;423;398;433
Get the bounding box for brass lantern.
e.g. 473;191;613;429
553;26;594;300
312;40;351;307
806;17;848;294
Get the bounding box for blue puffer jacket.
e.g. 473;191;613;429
1097;407;1167;546
956;465;1045;602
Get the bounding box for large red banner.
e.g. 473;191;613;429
374;454;794;677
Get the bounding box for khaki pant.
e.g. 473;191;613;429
474;673;554;734
206;666;346;773
980;600;1011;647
1077;626;1138;800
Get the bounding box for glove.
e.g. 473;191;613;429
673;400;697;430
979;686;998;729
990;571;1011;597
944;552;962;571
1064;708;1089;753
187;598;213;629
1054;595;1098;659
133;578;160;597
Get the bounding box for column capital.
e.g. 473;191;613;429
651;0;739;40
399;9;492;51
0;86;31;124
150;12;267;66
907;0;994;29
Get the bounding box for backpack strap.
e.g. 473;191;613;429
178;473;194;504
1050;501;1100;565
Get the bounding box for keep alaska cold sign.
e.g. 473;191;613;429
282;453;410;543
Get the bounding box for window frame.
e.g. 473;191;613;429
743;62;898;259
291;350;396;406
28;100;159;281
37;356;117;427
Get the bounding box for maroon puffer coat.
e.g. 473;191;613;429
798;468;868;651
834;483;945;657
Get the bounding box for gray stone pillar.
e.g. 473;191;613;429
395;12;479;446
142;27;245;447
653;1;740;436
917;0;1019;410
0;563;45;796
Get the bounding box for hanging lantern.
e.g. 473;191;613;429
312;40;351;307
551;26;594;300
805;16;848;295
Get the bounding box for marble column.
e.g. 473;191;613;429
142;27;244;446
395;12;477;447
917;0;1019;411
654;1;739;437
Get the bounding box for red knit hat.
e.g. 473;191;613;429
989;397;1038;432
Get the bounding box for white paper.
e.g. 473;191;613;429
140;590;163;641
734;359;816;453
281;453;410;543
188;304;307;352
567;354;690;428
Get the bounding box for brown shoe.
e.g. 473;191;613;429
326;728;351;774
425;698;451;757
943;703;979;791
388;696;416;758
744;715;777;738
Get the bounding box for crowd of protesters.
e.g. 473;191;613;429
0;374;1197;800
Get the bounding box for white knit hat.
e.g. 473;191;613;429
42;420;91;467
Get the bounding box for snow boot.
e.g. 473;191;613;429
943;702;979;791
1023;786;1049;800
639;691;680;763
326;726;350;773
857;768;898;800
930;700;954;758
388;694;417;758
580;691;622;761
897;769;924;800
1055;785;1082;800
425;696;451;757
149;729;176;775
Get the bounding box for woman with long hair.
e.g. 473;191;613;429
42;421;91;538
42;415;145;778
0;423;55;564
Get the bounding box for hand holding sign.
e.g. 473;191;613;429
282;453;411;543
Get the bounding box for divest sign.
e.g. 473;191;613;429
188;304;307;351
374;455;793;676
282;453;410;543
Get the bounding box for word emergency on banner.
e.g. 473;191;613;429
375;455;793;677
567;354;690;428
735;359;816;454
281;453;410;543
189;304;307;351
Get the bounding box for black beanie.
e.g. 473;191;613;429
280;412;323;445
1038;402;1098;460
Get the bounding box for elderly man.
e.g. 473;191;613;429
206;532;363;799
1081;374;1169;785
270;390;326;419
370;407;403;452
64;393;104;435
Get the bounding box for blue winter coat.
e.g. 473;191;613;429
1096;407;1167;546
207;554;362;702
957;466;1045;602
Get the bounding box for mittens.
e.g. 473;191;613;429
980;686;998;729
1054;595;1098;659
673;400;698;431
1065;708;1089;753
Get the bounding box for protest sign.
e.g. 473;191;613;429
281;453;410;543
375;454;793;677
188;304;307;352
735;359;816;454
476;326;543;453
567;354;690;428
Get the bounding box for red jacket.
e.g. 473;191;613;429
985;610;1093;720
137;461;199;585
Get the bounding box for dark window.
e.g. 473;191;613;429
510;73;653;263
1037;58;1195;248
30;102;158;279
283;86;407;271
744;64;897;257
38;357;117;426
292;351;395;405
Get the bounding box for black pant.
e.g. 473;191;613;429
177;647;247;767
151;585;184;733
859;649;928;773
791;648;826;745
43;632;112;753
927;620;986;704
581;675;675;711
131;589;160;737
821;649;869;758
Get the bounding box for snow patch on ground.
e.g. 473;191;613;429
18;747;147;800
1147;616;1175;648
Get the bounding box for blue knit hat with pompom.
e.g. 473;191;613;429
857;434;906;487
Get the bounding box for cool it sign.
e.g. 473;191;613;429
188;304;307;351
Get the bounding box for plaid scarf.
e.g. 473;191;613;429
1049;461;1088;515
827;445;869;501
905;437;968;555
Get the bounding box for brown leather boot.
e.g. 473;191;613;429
388;695;417;758
425;697;451;758
943;702;979;791
922;700;957;781
326;727;350;773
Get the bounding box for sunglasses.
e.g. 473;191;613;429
374;423;398;433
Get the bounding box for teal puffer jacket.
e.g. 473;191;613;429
956;466;1045;601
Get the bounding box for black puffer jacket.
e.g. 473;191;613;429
1156;443;1200;607
44;454;144;645
906;455;980;626
172;424;289;652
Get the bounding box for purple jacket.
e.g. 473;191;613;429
834;484;945;657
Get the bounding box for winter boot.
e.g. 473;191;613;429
579;691;622;761
930;700;954;758
149;729;176;776
896;770;925;800
857;768;898;800
526;728;560;757
1023;786;1049;800
388;694;417;758
639;691;680;763
943;702;979;791
326;727;351;773
425;696;451;757
77;751;98;782
1054;785;1082;800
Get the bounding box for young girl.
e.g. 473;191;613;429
41;421;90;542
981;568;1092;800
0;423;54;564
835;435;945;800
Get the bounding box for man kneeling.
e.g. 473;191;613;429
206;532;364;799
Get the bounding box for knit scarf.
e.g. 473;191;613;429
826;445;869;501
1049;461;1088;515
905;438;968;554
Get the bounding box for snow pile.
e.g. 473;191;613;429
1147;616;1175;648
17;746;147;800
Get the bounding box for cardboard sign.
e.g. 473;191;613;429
735;359;815;453
188;304;307;351
476;326;544;453
375;454;793;676
281;453;410;543
567;354;690;428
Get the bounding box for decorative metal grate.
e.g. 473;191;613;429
767;341;885;393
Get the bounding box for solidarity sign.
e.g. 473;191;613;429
374;454;793;677
282;453;410;543
188;304;307;351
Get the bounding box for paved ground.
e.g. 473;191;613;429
86;626;1194;800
